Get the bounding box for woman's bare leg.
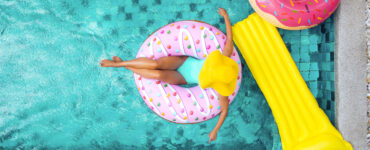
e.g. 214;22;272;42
100;56;188;70
126;67;187;85
101;56;188;84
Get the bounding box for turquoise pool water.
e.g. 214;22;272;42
0;0;335;149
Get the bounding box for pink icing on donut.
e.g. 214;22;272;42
134;21;242;124
251;0;340;29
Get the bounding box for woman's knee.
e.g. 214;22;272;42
152;61;159;69
150;70;165;80
156;71;167;80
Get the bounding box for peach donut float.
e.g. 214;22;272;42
135;21;242;124
249;0;340;30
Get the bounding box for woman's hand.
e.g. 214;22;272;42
217;8;229;18
208;95;229;144
208;129;218;144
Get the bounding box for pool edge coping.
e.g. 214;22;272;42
334;0;368;149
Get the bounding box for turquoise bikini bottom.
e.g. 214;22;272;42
177;56;205;85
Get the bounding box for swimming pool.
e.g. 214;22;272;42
0;0;335;149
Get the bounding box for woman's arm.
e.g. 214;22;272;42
217;8;233;57
208;94;229;143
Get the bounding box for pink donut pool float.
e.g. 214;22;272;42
250;0;340;30
134;21;242;124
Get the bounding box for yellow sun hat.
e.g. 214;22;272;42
199;50;239;96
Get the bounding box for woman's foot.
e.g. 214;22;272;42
100;59;118;67
100;59;119;67
112;56;123;62
100;56;124;67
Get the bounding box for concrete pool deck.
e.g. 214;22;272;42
335;0;367;149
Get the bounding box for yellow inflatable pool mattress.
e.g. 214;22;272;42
232;13;352;150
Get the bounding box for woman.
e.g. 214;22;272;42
100;8;238;144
